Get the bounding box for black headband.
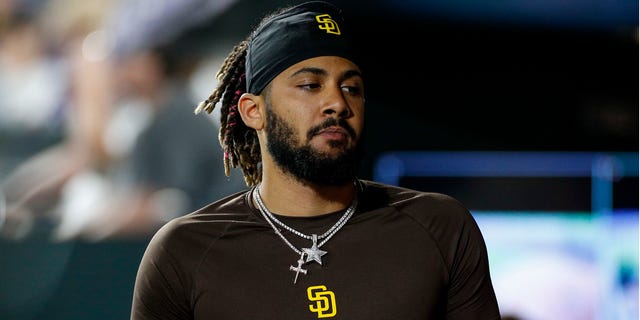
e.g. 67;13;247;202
245;1;357;94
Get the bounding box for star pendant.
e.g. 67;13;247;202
302;234;327;265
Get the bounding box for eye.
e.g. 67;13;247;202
341;85;363;96
297;83;321;91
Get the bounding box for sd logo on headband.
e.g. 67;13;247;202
246;1;356;94
316;14;341;35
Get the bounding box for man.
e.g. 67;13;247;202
131;1;501;319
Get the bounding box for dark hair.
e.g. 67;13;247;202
194;7;291;187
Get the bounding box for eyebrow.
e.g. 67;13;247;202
289;67;363;82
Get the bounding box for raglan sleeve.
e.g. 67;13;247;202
443;198;501;319
130;222;193;320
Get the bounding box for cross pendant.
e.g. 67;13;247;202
289;253;307;284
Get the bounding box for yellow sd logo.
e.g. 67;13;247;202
307;285;337;318
315;14;341;35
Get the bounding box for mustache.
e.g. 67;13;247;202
306;118;357;141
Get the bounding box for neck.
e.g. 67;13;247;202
257;171;357;217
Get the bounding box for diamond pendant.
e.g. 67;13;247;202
302;234;327;265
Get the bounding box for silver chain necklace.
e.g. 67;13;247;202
252;186;358;284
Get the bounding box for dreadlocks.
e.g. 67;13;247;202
194;39;261;187
194;4;307;187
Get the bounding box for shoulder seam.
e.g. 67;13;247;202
390;202;452;281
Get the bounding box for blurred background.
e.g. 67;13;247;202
0;0;637;319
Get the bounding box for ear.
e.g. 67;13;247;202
238;93;265;130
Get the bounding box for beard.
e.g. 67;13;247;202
265;106;363;186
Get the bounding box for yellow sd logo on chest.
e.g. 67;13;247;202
307;285;337;318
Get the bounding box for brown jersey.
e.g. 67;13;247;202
131;180;500;319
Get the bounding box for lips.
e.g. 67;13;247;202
306;118;356;142
319;126;348;135
317;126;349;139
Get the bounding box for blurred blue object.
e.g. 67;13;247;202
373;150;639;320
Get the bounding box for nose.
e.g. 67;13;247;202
321;87;351;118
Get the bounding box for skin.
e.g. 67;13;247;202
238;56;365;217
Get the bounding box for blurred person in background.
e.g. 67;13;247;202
0;0;117;239
0;0;245;241
0;4;68;181
63;44;246;239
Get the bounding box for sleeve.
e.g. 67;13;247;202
444;199;501;319
402;191;501;319
130;224;192;320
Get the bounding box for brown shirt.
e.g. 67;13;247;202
131;180;500;319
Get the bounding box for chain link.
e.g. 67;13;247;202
252;186;358;254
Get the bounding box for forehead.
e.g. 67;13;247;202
278;56;362;78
